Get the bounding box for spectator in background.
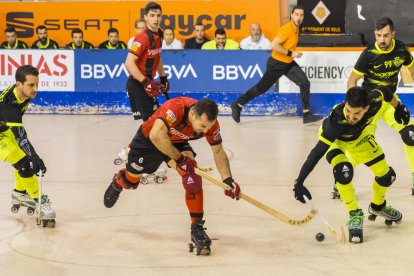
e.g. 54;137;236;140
201;28;238;50
31;25;59;49
128;19;146;49
99;28;127;49
240;23;271;50
162;27;183;49
1;26;28;49
65;28;94;49
184;22;210;49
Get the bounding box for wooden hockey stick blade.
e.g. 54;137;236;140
195;168;316;226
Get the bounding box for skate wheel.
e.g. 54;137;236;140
411;188;414;195
201;247;211;255
141;178;148;185
114;158;122;165
11;205;19;213
368;214;377;221
156;177;163;184
195;246;201;255
27;207;35;216
36;217;41;225
395;219;402;225
188;243;194;252
330;192;337;199
384;220;392;226
47;219;56;228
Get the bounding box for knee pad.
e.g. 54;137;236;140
375;167;396;187
333;162;353;184
115;169;139;190
182;173;202;194
400;125;414;146
13;156;36;178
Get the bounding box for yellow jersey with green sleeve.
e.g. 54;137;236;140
353;39;414;88
271;21;298;64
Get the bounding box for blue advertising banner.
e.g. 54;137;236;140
0;49;408;116
74;49;270;93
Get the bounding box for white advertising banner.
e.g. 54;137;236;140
0;50;75;91
279;51;414;93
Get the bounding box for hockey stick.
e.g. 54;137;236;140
36;170;43;226
195;168;316;226
304;196;346;244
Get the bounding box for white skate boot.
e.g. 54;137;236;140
114;146;130;165
36;194;56;228
140;167;168;184
11;190;37;216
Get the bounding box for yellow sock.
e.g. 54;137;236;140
336;182;359;212
14;170;39;199
13;169;25;192
372;181;387;205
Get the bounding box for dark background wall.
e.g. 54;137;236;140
346;0;414;45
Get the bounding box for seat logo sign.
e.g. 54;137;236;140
6;12;34;38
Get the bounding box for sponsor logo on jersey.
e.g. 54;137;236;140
131;41;141;52
166;109;176;125
169;128;190;140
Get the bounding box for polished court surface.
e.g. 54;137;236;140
0;115;413;275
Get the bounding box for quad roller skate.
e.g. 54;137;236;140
188;220;212;256
11;190;37;216
330;182;340;199
368;202;402;226
114;146;129;165
140;168;168;184
36;194;56;228
347;209;364;243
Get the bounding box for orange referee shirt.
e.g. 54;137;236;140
271;21;298;64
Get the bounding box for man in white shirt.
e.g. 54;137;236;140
240;23;271;50
128;19;146;49
162;27;183;49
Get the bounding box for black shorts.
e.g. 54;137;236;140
126;127;197;174
126;78;159;121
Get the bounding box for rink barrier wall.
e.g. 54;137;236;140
0;49;413;116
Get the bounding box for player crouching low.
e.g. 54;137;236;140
104;97;241;255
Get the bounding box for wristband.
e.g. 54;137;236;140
287;50;292;56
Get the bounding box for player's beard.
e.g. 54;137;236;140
40;37;47;44
379;42;390;50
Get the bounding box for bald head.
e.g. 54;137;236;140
249;23;262;42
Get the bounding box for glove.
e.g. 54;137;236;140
223;177;241;200
394;102;410;125
141;77;162;97
293;179;312;204
160;76;170;94
175;155;198;176
34;155;47;175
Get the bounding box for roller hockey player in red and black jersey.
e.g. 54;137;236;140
104;97;241;255
114;2;170;182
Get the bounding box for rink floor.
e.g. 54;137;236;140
0;115;413;275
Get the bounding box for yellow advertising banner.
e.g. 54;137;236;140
0;0;279;47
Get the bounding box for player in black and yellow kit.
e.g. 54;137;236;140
0;65;56;225
31;25;59;49
348;17;414;194
65;28;94;49
293;86;410;243
98;28;127;49
1;26;28;49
